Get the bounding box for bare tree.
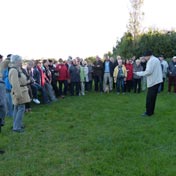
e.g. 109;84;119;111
127;0;144;41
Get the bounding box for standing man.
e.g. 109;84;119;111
0;60;7;154
168;56;176;93
159;55;168;91
103;55;114;92
93;56;103;92
134;50;163;116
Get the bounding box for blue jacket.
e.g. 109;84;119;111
2;68;12;91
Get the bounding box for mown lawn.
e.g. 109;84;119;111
0;90;176;176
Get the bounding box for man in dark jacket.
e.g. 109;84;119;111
93;56;103;92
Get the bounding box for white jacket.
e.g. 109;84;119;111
136;55;163;88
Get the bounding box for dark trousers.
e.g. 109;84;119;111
125;80;133;92
70;82;80;96
94;75;103;92
51;80;59;97
58;80;68;96
160;78;165;91
133;78;141;93
146;84;160;116
88;80;93;91
168;76;176;93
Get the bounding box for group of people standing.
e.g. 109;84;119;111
0;51;176;137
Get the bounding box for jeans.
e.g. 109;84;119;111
116;78;125;93
13;104;25;131
6;92;13;117
31;83;49;103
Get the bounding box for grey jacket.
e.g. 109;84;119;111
168;61;176;76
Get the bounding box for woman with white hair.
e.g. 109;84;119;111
8;55;31;133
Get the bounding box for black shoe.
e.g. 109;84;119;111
0;150;5;154
141;112;149;117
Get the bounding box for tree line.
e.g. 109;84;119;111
112;29;176;59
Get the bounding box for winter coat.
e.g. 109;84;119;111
125;63;133;80
168;61;176;76
113;65;127;83
8;67;31;105
55;63;69;81
69;64;80;82
133;64;143;79
93;60;103;77
88;65;93;81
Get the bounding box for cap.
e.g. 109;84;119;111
143;50;153;57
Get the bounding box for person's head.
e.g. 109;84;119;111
59;58;63;64
125;59;131;64
118;59;123;66
172;56;176;62
159;55;164;61
96;55;100;61
135;59;141;66
104;54;109;61
116;55;121;61
48;59;53;65
6;54;12;60
72;59;77;65
143;50;153;61
35;60;42;67
27;60;34;69
10;55;22;68
83;60;87;66
42;59;49;67
0;54;3;63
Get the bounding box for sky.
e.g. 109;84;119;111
0;0;176;60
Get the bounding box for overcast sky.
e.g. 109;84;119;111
0;0;176;59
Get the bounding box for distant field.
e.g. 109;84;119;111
0;90;176;176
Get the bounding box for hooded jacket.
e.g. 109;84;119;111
8;64;31;105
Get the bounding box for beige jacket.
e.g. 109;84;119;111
8;67;31;105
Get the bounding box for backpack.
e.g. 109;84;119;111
8;67;21;78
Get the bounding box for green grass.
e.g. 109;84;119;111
0;91;176;176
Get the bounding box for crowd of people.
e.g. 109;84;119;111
0;52;176;136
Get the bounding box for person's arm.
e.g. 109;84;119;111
135;60;153;77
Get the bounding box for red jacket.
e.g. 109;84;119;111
37;66;46;86
55;64;69;81
125;63;133;80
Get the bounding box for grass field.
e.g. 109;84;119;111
0;90;176;176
